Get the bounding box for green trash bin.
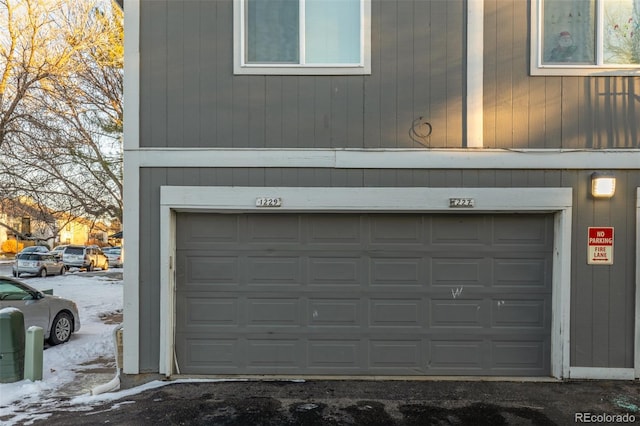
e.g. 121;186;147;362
0;307;25;383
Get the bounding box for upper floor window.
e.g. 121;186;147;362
531;0;640;76
234;0;371;75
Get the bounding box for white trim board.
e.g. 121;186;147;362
122;0;141;375
569;367;635;381
467;0;483;148
126;148;640;170
159;186;573;379
636;188;640;379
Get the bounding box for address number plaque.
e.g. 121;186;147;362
255;197;283;207
449;198;475;208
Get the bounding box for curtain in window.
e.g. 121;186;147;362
603;0;640;64
542;0;595;64
247;0;299;63
542;0;640;65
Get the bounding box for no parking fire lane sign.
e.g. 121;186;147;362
587;227;614;265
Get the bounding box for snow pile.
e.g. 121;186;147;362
0;272;122;424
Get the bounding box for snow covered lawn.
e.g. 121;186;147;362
0;271;123;424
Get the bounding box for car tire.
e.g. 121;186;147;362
49;312;73;345
39;268;47;278
12;270;17;277
60;267;65;275
103;261;109;271
87;262;94;272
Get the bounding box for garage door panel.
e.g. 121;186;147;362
431;216;488;244
246;298;301;326
493;258;550;287
491;300;547;328
369;257;423;285
246;215;302;242
307;340;361;368
491;341;548;370
185;256;239;283
308;215;362;243
182;338;239;369
177;214;239;245
176;213;554;376
308;299;360;325
429;340;484;370
369;300;422;326
246;340;300;367
308;257;362;284
370;340;423;368
431;258;484;284
430;300;485;327
492;216;551;245
369;215;425;244
246;257;301;284
182;297;239;326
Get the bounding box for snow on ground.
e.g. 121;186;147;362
0;263;254;425
4;261;639;423
0;267;124;424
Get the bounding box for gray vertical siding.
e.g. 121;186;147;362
139;0;639;150
139;0;466;149
134;0;639;374
483;0;639;148
136;167;638;372
138;168;166;372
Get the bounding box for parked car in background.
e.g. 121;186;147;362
18;245;50;255
49;245;69;260
0;276;80;345
12;253;66;278
102;246;123;268
62;245;109;271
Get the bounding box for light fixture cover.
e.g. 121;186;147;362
591;172;616;198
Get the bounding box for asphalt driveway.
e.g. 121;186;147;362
32;378;639;425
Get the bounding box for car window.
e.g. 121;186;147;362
22;254;41;260
0;280;33;300
0;280;20;292
65;247;84;255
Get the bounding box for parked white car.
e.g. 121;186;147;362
49;245;69;260
12;253;66;278
17;246;50;255
0;276;81;345
62;245;109;271
102;246;123;268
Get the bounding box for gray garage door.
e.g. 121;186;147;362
175;213;553;376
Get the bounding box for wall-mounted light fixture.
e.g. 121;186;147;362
591;172;616;198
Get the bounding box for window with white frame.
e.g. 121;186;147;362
234;0;371;75
531;0;640;76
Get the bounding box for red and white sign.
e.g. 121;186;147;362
587;227;614;265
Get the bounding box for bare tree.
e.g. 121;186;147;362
0;0;123;232
1;0;92;148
